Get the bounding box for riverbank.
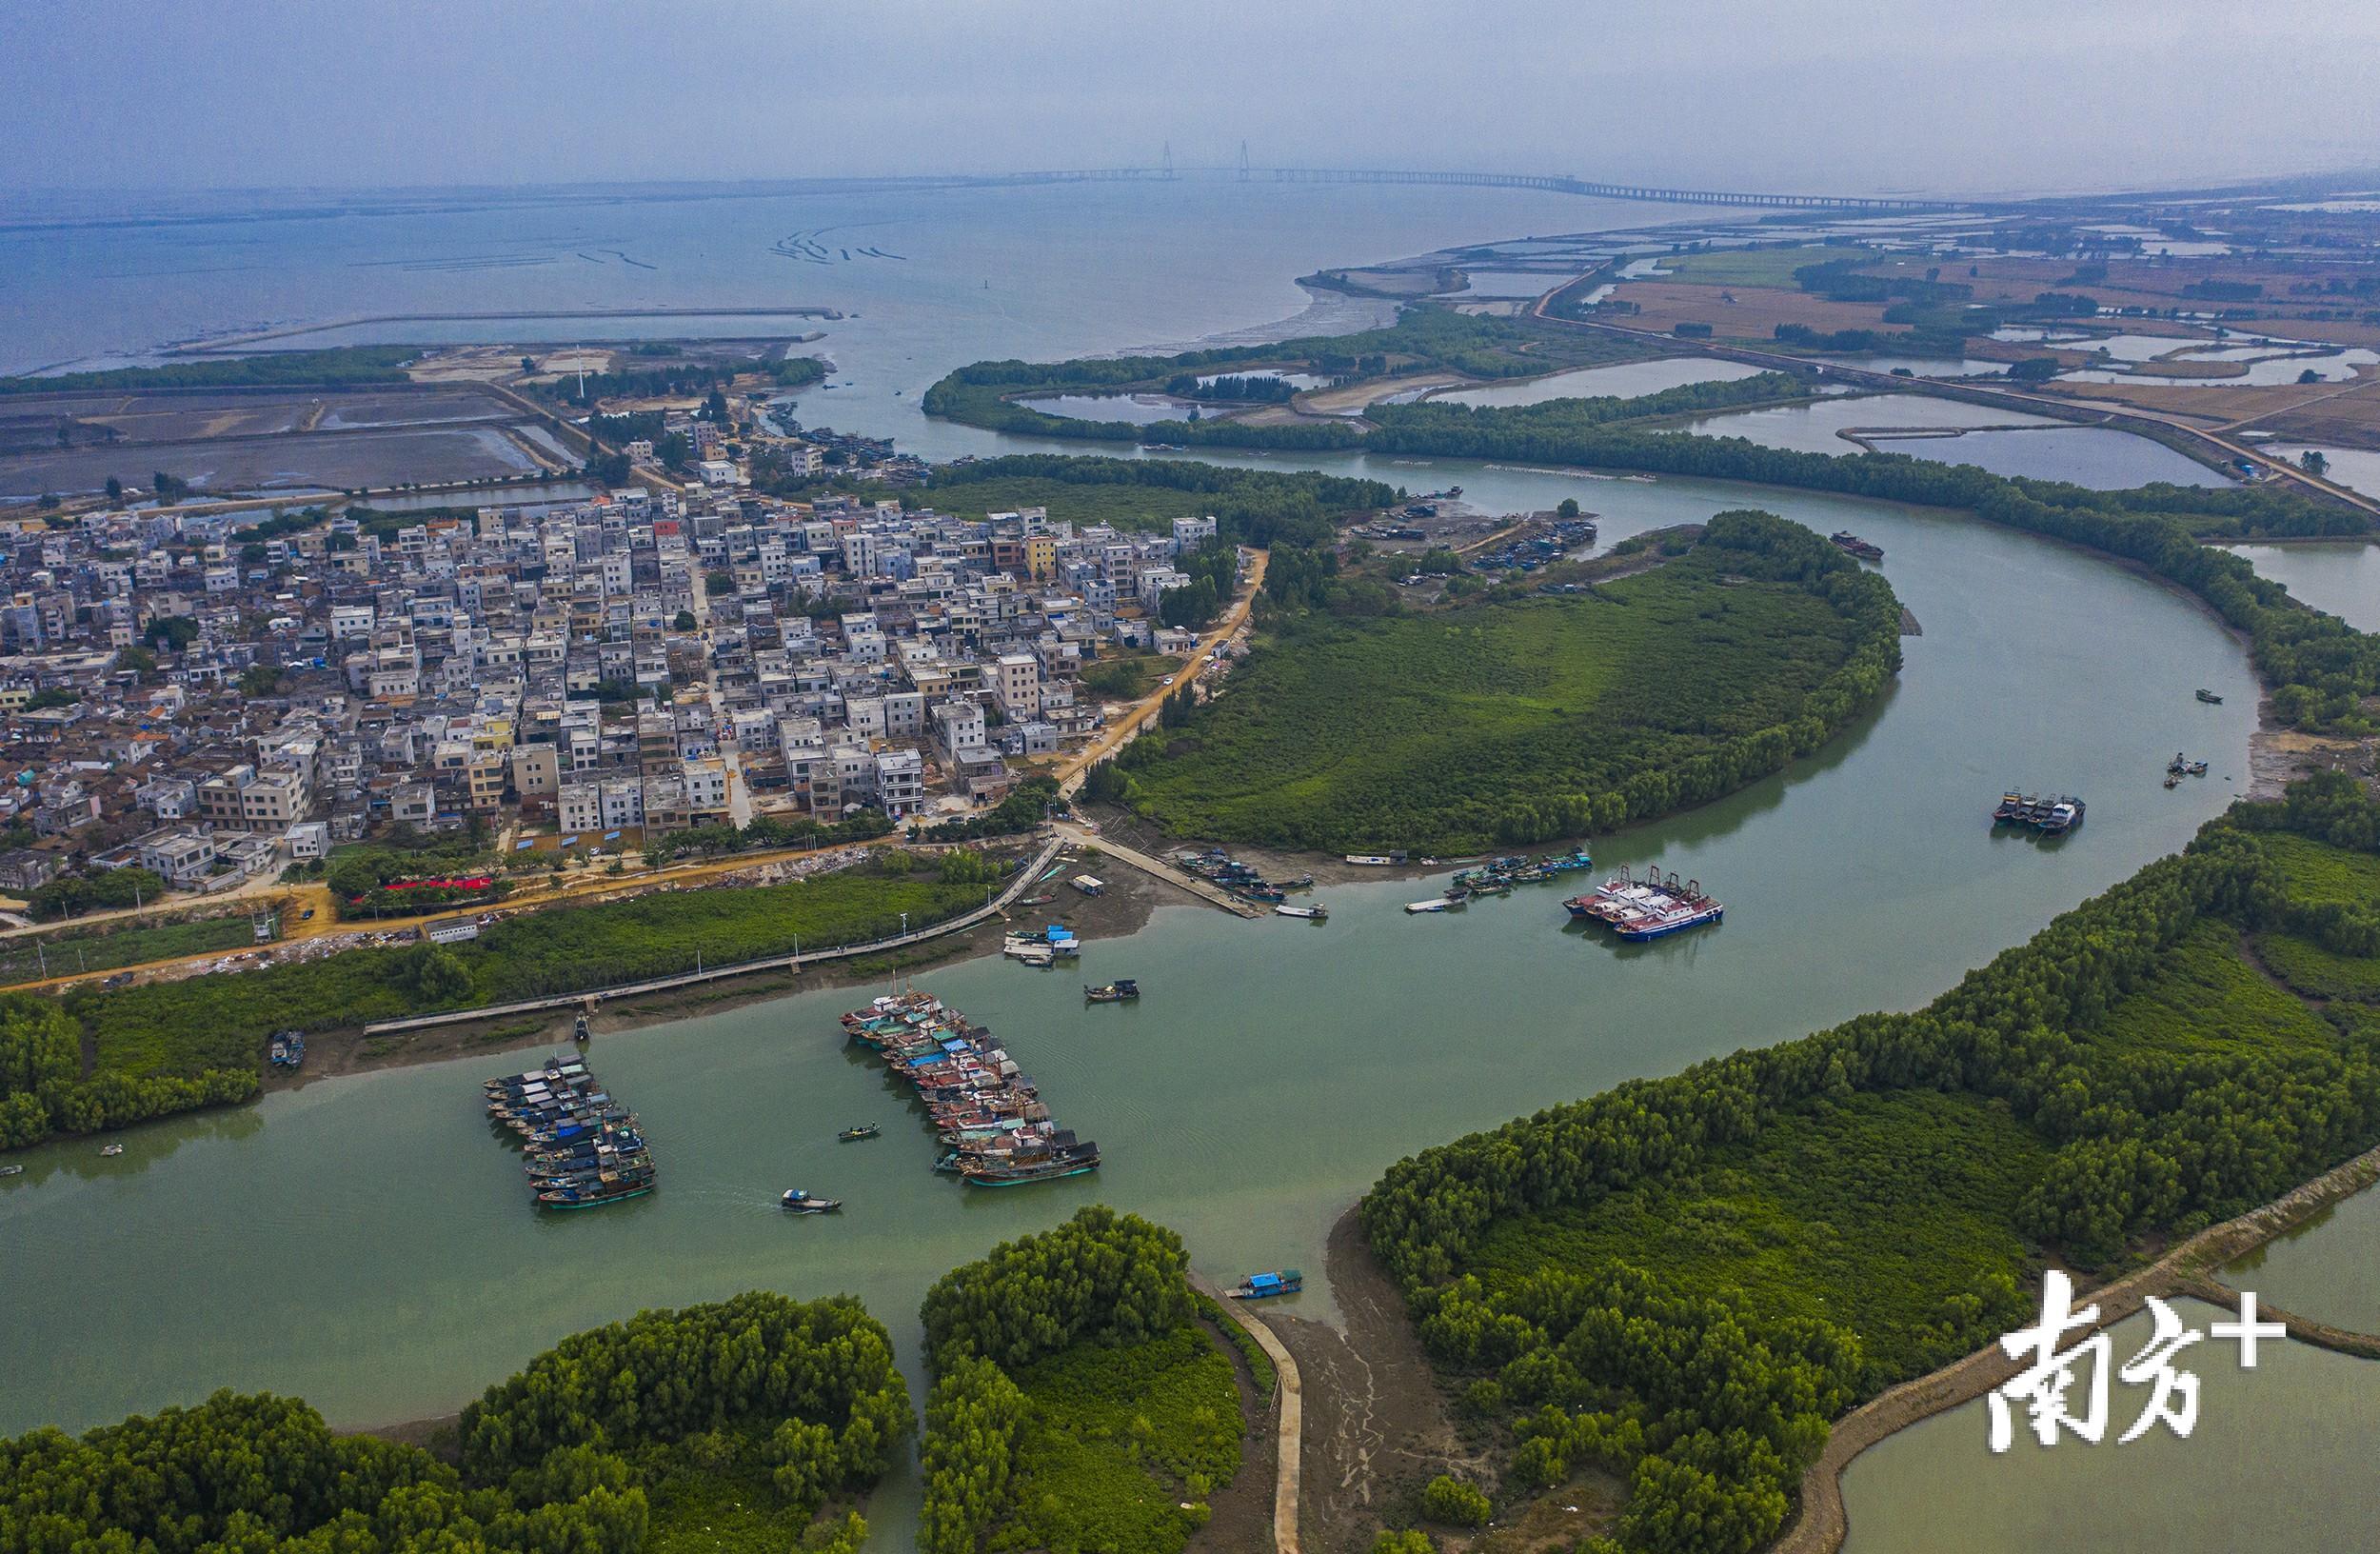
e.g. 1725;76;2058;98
1775;1140;2380;1554
269;845;1176;1085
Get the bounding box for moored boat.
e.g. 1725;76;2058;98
1565;865;1724;940
1405;898;1454;913
1829;529;1885;561
1275;904;1325;920
1083;980;1140;1003
1227;1268;1303;1300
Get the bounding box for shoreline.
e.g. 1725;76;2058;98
1775;1139;2380;1554
272;855;1175;1086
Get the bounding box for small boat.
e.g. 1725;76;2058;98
782;1189;843;1213
2196;688;2223;704
837;1124;881;1142
1275;904;1326;920
1405;898;1454;913
1083;980;1140;1003
2037;797;2086;835
1227;1268;1303;1300
2168;753;2210;777
1345;852;1408;867
100;1144;125;1157
573;1012;591;1043
0;1164;25;1178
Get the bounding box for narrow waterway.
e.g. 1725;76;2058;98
2223;540;2380;631
1839;1301;2380;1553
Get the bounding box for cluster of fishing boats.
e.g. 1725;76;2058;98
1993;790;2087;834
1563;865;1725;940
485;1054;654;1209
2164;752;2211;788
1002;923;1080;966
1173;847;1317;907
1406;847;1595;914
842;988;1101;1186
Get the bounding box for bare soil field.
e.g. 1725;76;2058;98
2039;370;2380;440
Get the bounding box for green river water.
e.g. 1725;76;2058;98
5;455;2368;1551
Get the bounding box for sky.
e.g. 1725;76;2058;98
4;0;2377;198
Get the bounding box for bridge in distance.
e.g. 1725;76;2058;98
917;164;1970;213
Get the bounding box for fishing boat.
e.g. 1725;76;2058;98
1083;980;1140;1003
1565;865;1723;940
2196;688;2223;704
2036;797;2086;835
1829;530;1885;561
1226;1269;1303;1300
959;1137;1101;1186
1273;872;1316;889
1275;904;1325;920
782;1189;843;1213
1993;789;2028;823
1405;898;1455;913
538;1180;653;1209
573;1011;591;1043
99;1144;125;1157
837;1124;882;1142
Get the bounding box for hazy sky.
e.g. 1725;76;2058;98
5;0;2376;197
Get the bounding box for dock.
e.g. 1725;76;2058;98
1051;824;1266;918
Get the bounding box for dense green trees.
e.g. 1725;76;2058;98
917;1206;1229;1554
922;1205;1196;1370
0;990;256;1149
922;307;1653;447
27;867;168;921
1359;777;2380;1550
925;454;1391;550
1119;513;1903;852
0;866;986;1150
0;1293;905;1554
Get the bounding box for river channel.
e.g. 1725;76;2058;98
3;464;2258;1474
8;183;2364;1548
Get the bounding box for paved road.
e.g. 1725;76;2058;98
1056;548;1270;797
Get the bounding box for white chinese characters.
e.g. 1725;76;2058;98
1988;1271;2286;1452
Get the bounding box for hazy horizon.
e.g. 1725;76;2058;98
5;0;2378;201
